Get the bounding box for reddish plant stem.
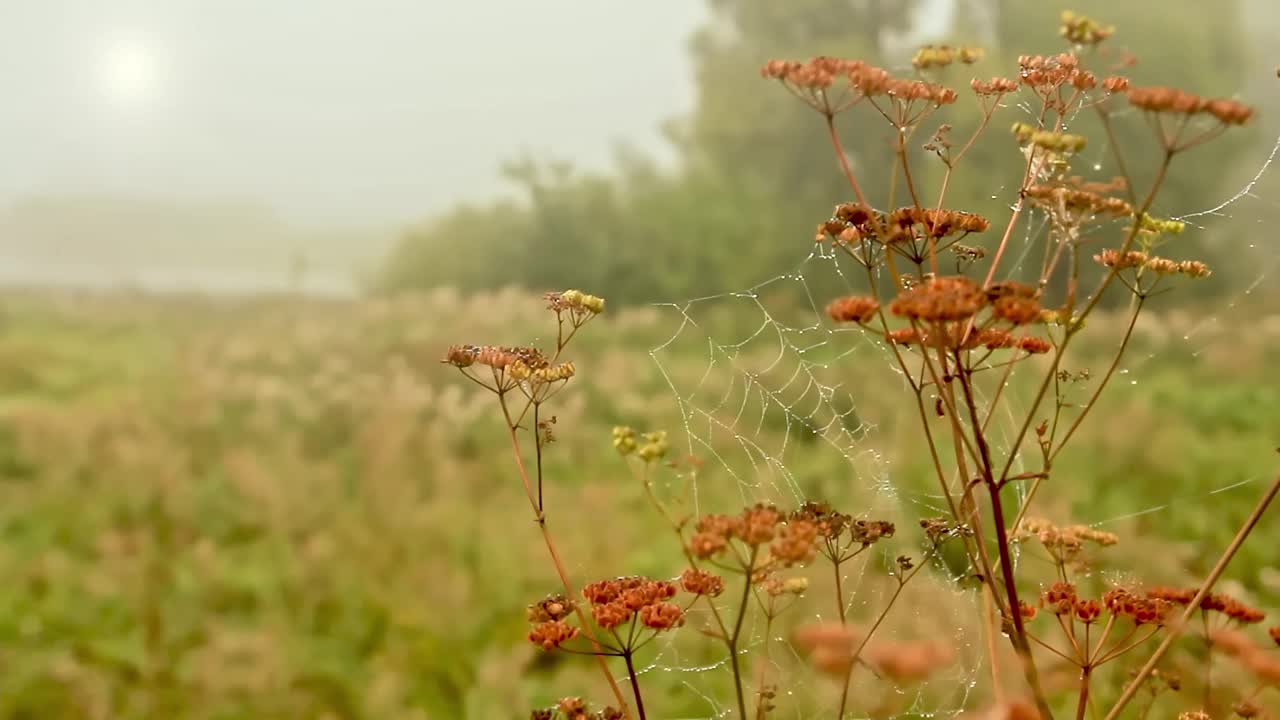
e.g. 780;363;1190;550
503;418;632;717
1075;667;1091;720
624;652;648;720
955;363;1054;719
727;546;759;719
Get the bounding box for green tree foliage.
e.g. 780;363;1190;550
379;0;1255;304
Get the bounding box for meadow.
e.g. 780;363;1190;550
0;286;1274;719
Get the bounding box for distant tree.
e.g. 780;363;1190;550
378;0;1255;303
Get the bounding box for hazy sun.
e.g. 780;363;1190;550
99;37;160;108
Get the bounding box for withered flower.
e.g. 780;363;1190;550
1041;581;1077;615
770;519;818;566
891;276;987;322
1074;598;1103;624
920;517;970;542
851;519;896;545
558;697;588;716
741;504;782;545
528;593;577;623
792;501;852;539
1127;86;1254;125
1016;336;1052;354
1178;260;1212;278
1103;76;1130;93
827;295;881;324
529;620;580;650
639;602;685;630
680;568;725;597
971;77;1019;97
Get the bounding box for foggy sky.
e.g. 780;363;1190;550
0;1;706;229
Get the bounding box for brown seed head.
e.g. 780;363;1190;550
528;620;580;650
527;593;578;623
891;276;986;322
639;602;685;630
1074;598;1103;624
1017;336;1052;354
1041;581;1077;615
826;295;881;324
770;519;819;566
680;568;725;597
740;504;782;545
971;77;1019;96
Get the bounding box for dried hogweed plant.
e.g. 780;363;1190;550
444;12;1280;720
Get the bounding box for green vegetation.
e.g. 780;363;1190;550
0;288;1274;718
379;0;1267;305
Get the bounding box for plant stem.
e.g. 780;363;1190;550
624;652;648;720
1076;667;1091;720
833;558;846;624
984;466;1054;719
503;416;632;718
1103;471;1280;720
728;546;758;719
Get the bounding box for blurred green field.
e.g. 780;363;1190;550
0;287;1275;719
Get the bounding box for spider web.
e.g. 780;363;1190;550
628;103;1280;717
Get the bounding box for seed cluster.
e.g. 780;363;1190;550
581;576;684;631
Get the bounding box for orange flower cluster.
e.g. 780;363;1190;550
1103;76;1130;93
535;697;625;720
529;620;580;650
761;56;863;90
1014;517;1119;564
1126;86;1254;125
971;76;1020;97
581;576;684;631
1025;178;1133;219
771;519;819;566
817;204;989;248
888;326;1051;354
1093;249;1148;270
890;276;986;322
1211;629;1280;685
689;504;819;569
1099;588;1170;625
443;344;548;370
792;501;854;539
826;295;880;324
1146;587;1266;624
1017;53;1096;92
690;504;777;558
679;568;725;597
1271;626;1280;647
887;207;991;240
988;281;1043;326
1040;584;1172;626
1093;250;1214;279
1041;581;1078;615
762;57;959;108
